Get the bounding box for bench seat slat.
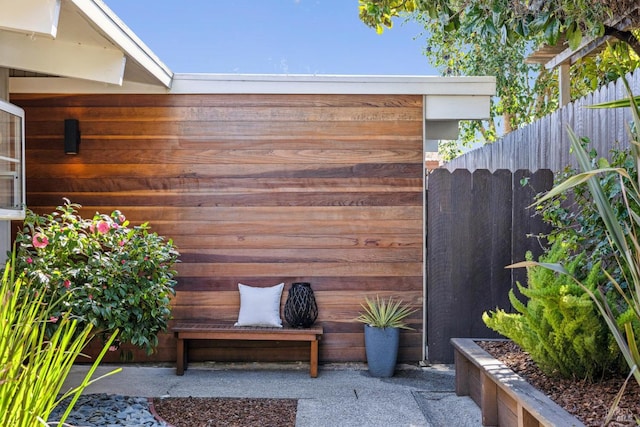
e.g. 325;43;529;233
172;322;323;378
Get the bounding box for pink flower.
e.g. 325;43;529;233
63;280;71;289
26;257;33;264
33;233;48;248
88;294;93;300
97;221;110;234
121;260;126;265
89;223;95;233
49;316;58;323
119;240;125;247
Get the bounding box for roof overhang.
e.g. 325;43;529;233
5;2;495;140
1;0;172;88
11;73;495;95
526;5;639;69
10;73;495;147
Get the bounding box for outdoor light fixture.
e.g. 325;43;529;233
64;119;80;154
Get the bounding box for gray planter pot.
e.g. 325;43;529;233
364;324;400;377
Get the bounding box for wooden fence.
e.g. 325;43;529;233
444;69;640;173
426;168;552;363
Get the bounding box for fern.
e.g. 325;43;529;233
483;242;625;380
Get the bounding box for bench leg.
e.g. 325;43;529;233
310;339;319;378
176;338;185;376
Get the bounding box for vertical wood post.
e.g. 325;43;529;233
518;403;539;427
310;339;319;378
176;337;185;375
481;371;498;426
454;348;470;396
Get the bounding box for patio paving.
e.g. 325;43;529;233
62;362;482;426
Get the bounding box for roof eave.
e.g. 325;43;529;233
71;0;173;88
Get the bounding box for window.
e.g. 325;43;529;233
0;99;25;219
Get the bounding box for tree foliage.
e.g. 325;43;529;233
415;12;557;157
359;0;640;159
359;0;640;54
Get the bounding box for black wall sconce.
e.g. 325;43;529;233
64;119;80;154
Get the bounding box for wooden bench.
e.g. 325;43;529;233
172;322;324;378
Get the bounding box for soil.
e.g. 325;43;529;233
151;343;640;426
150;397;297;427
478;340;640;426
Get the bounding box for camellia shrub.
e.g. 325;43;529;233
13;200;180;354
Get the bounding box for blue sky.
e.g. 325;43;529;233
104;0;438;75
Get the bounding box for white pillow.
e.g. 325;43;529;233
234;282;284;327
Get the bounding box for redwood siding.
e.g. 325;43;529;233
11;93;424;364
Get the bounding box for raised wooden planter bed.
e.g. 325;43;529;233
451;338;584;427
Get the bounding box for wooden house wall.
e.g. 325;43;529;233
10;93;424;364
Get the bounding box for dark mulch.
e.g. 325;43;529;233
478;340;640;426
150;397;297;427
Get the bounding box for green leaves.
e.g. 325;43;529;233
486;243;623;379
356;295;417;329
0;252;120;426
13;200;180;355
359;0;640;156
529;75;640;389
566;21;583;50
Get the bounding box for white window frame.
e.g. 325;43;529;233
0;99;25;220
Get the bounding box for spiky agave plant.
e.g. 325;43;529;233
356;295;417;329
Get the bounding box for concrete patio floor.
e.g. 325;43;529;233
62;362;483;426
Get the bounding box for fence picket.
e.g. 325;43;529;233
445;70;640;172
426;169;552;363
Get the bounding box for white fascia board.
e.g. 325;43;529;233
70;0;173;88
10;73;497;99
425;95;491;120
170;73;496;95
9;77;169;94
0;31;125;85
0;0;61;38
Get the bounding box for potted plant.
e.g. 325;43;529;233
356;295;416;377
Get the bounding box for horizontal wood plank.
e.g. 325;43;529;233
12;92;424;365
26;163;423;179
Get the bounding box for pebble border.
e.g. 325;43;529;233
48;393;166;426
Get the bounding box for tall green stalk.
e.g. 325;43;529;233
518;75;640;387
0;252;120;426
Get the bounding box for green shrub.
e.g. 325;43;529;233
536;143;638;283
483;241;624;380
12;200;180;354
0;252;119;426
